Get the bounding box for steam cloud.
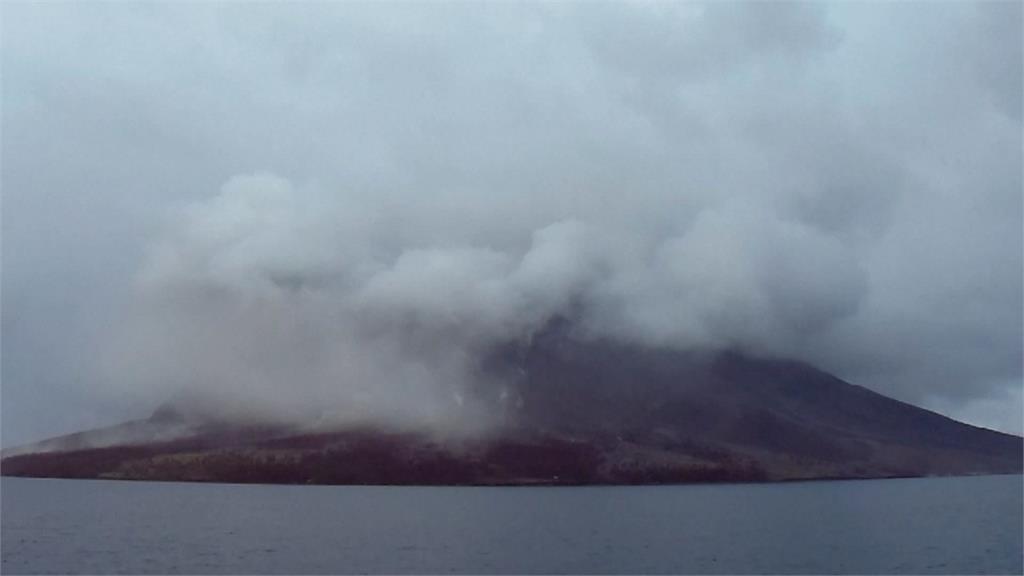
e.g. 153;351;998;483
3;1;1021;443
102;148;1004;432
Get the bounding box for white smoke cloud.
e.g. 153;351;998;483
3;1;1021;444
101;168;874;432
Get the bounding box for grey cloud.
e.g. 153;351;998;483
2;1;1021;445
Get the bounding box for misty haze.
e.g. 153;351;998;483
1;1;1021;575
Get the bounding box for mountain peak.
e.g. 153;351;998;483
3;336;1020;485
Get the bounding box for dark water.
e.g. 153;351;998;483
2;475;1021;574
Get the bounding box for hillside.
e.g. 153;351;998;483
3;324;1020;485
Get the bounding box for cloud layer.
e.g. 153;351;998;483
3;2;1021;443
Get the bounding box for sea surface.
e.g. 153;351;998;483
2;474;1021;574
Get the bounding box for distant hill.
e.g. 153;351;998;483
3;321;1020;485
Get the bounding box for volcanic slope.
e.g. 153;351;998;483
3;323;1020;484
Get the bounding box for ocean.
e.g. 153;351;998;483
2;474;1021;574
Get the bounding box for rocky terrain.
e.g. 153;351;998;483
3;322;1021;485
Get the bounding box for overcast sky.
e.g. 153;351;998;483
2;1;1021;447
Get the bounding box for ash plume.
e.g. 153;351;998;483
3;1;1021;444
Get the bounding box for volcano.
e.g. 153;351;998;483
3;321;1020;485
